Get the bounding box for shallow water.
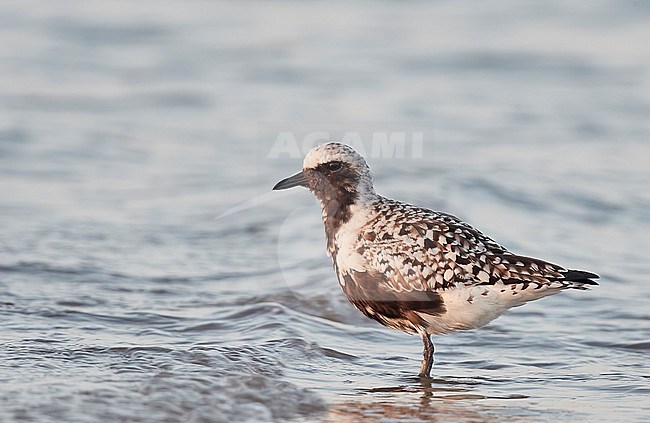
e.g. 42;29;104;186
1;1;649;422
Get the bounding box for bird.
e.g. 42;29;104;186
272;142;598;378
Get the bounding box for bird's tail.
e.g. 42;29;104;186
563;269;599;290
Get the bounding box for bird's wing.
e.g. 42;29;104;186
358;205;598;292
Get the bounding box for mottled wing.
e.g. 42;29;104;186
476;253;599;289
428;213;599;288
359;203;598;291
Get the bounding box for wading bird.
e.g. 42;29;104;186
273;142;598;377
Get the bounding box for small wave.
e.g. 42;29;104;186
1;342;327;422
0;261;95;276
583;340;650;351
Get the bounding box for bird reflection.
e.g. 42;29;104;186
327;377;527;422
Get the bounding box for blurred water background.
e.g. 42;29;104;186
1;1;649;422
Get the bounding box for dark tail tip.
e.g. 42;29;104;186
564;269;599;286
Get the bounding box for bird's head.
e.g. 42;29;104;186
273;142;376;207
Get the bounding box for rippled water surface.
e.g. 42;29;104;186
1;1;649;422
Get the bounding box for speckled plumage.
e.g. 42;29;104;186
273;142;598;377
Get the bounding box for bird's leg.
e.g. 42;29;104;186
417;328;434;378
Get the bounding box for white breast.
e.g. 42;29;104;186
331;205;378;275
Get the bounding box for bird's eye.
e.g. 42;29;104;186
325;161;343;171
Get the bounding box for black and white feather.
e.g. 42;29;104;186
273;142;598;376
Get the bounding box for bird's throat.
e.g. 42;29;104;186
320;193;354;254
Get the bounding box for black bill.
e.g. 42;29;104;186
272;171;308;190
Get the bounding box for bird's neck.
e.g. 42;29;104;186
319;192;380;256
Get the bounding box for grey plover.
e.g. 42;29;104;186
273;142;598;377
